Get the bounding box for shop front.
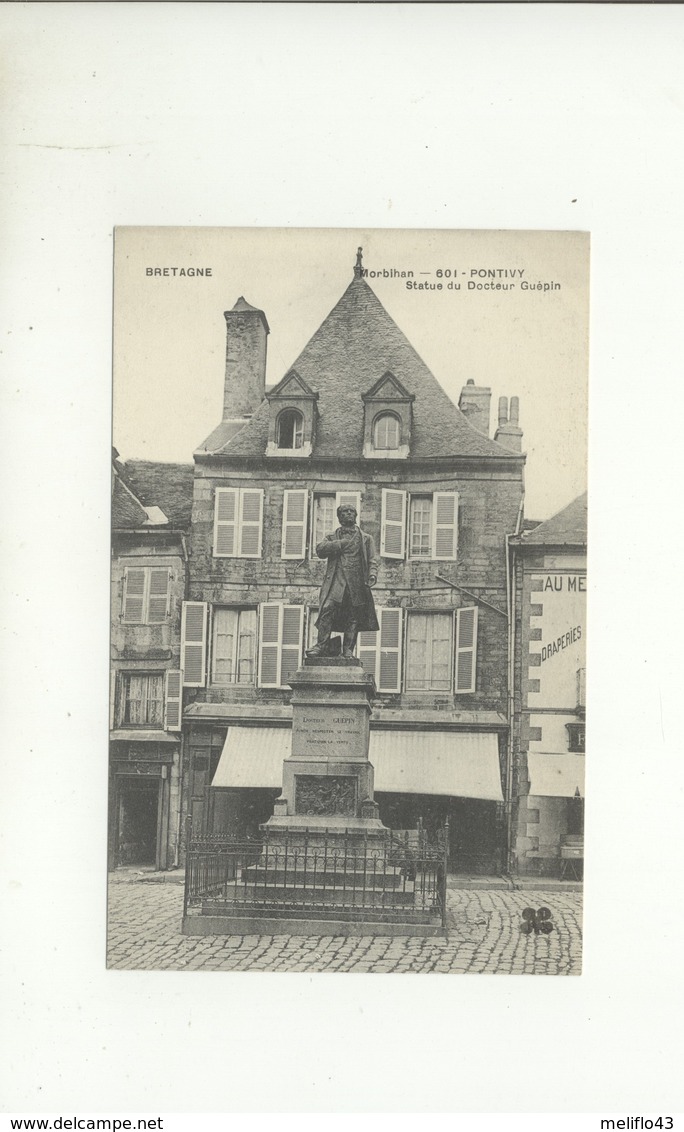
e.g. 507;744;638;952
205;725;506;873
515;751;585;877
108;734;181;870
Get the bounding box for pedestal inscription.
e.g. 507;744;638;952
297;711;367;761
295;775;357;817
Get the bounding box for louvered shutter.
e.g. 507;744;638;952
358;625;380;675
378;606;403;692
380;489;407;558
258;603;281;688
122;567;146;623
335;490;362;520
455;606;478;693
432;492;458;560
280;605;304;686
147;568;170;622
164;669;183;731
239;489;264;557
181;601;208;687
358;606;403;692
281;489;308;559
214;488;238;556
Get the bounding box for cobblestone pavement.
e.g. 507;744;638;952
107;875;582;974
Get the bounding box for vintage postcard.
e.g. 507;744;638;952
109;227;588;973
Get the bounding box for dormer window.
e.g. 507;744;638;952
265;369;318;458
277;409;304;450
362;372;414;459
373;412;401;451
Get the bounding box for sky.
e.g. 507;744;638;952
113;227;588;521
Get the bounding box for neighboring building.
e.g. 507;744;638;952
510;493;587;877
180;256;526;873
109;453;193;870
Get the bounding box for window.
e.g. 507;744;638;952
120;672;164;727
409;496;432;558
211;608;257;685
373;412;400;450
122;567;170;623
311;491;362;551
313;494;336;546
406;613;453;691
276;409;304;450
213;488;264;557
380;489;458;560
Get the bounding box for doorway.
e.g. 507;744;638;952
116;777;160;866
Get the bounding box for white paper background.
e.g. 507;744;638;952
2;1;683;1115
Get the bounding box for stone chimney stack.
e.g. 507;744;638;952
494;395;523;452
458;379;491;436
222;297;270;421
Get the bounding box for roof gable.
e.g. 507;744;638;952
209;276;516;460
268;368;318;400
362;371;414;403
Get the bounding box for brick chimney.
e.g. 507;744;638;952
222;297;269;420
494;395;523;452
458;379;491;436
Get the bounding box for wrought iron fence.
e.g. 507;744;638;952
183;818;448;928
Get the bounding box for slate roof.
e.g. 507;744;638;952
520;491;587;547
200;276;517;460
112;476;149;528
113;460;194;530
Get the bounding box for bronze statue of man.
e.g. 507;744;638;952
306;504;379;659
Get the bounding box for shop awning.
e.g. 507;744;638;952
211;727;290;789
109;729;179;744
210;727;503;801
370;731;503;801
527;752;585;798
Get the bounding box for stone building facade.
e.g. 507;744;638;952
109;454;193;870
510;493;587;877
180;258;526;873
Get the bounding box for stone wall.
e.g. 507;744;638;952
185;456;523;715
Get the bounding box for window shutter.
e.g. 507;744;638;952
380;489;407;558
378;606;403;692
164;669;182;730
258;603;281;688
147;568;170;623
122;567;146;623
432;491;458;560
181;601;208;687
335;490;362;520
280;605;304;686
358;626;380;676
455;606;478;693
281;489;308;559
214;488;238;556
358;606;403;692
239;489;264;557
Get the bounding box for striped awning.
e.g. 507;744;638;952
211;726;502;801
527;752;585;798
370;731;503;800
211;727;290;789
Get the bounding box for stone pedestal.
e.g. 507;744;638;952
181;656;444;937
265;658;386;843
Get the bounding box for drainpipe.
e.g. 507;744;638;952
504;491;525;873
